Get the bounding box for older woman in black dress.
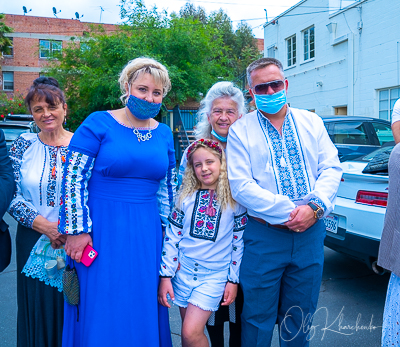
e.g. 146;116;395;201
8;77;72;346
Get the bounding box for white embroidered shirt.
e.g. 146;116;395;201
227;107;342;225
159;190;247;283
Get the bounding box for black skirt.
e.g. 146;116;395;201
207;284;244;326
16;223;64;347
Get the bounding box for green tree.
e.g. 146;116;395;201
178;3;207;23
0;14;13;56
47;2;232;130
208;9;261;76
233;22;262;75
45;1;259;130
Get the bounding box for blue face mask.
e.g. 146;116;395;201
211;129;227;143
254;89;287;115
126;94;162;120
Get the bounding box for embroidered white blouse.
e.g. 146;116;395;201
8;133;68;228
227;107;342;225
159;190;247;283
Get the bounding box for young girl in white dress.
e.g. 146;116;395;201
158;139;247;347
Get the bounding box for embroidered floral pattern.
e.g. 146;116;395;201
234;212;248;232
9;136;32;161
46;147;68;208
38;152;47;206
189;190;222;242
309;196;326;212
9;136;34;182
169;208;185;229
59;150;94;235
8;201;39;229
258;111;311;200
69;153;82;232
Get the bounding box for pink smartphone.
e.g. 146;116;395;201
81;245;98;267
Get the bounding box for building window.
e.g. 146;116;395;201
80;42;90;52
39;40;62;58
286;35;296;67
303;26;315;61
2;72;14;91
267;45;275;58
379;87;400;121
334;106;347;115
2;37;13;57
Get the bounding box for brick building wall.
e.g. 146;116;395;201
1;14;116;96
257;38;264;53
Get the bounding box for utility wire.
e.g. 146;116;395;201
7;7;353;35
173;0;341;8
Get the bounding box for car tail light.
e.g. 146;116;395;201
356;190;388;207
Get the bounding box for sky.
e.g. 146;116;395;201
2;0;300;38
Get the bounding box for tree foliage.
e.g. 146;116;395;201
46;1;260;130
0;14;13;56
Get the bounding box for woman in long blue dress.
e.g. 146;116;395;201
58;57;176;347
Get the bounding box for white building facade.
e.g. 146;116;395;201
263;0;400;120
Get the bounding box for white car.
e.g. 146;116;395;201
323;145;393;273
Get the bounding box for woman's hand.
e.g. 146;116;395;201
158;278;175;308
221;282;238;306
64;233;93;263
32;215;67;249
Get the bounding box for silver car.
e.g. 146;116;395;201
0;115;38;151
323;145;393;273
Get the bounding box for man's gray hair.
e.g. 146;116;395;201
194;81;246;140
247;58;284;88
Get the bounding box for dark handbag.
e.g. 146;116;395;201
0;225;12;273
62;264;80;321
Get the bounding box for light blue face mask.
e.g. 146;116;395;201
254;89;287;115
211;129;227;143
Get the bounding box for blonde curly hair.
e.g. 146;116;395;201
176;140;236;211
118;57;171;104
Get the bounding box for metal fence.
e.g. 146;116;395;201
177;108;198;130
172;106;198;161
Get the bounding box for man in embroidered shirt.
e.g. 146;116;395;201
227;57;342;346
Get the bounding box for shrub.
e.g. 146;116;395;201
0;91;29;119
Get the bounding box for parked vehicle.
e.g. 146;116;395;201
322;116;393;162
323;145;394;272
0;115;38;151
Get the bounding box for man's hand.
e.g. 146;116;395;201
285;205;316;232
158;277;175;308
221;282;238;306
64;233;93;262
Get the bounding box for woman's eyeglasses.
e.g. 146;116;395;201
252;80;285;95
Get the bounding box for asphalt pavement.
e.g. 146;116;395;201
0;213;389;347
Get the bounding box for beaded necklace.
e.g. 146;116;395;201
124;108;152;142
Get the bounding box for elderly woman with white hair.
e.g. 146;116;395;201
178;81;246;183
58;57;175;346
178;81;246;347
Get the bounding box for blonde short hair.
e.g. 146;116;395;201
118;57;171;104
